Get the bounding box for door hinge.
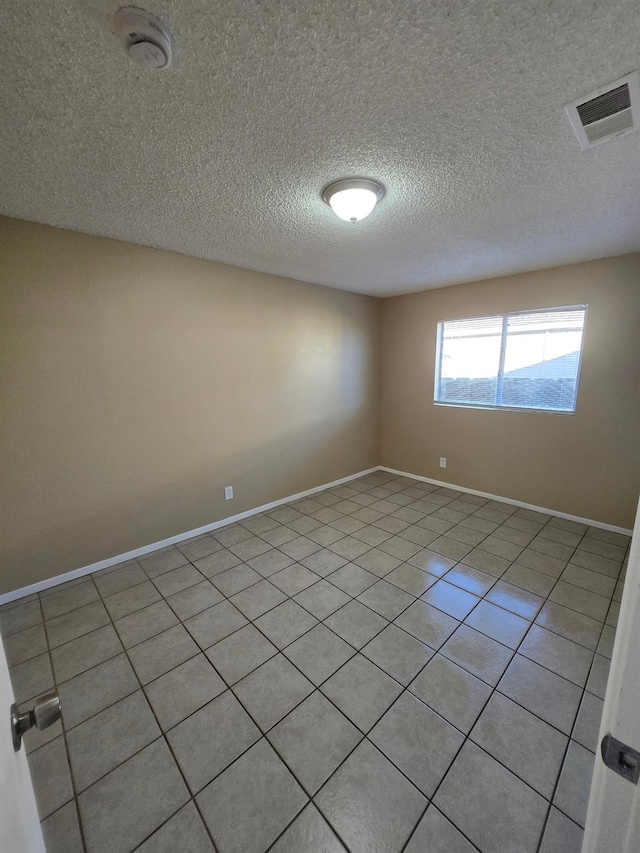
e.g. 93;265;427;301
601;734;640;784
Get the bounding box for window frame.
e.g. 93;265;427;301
433;304;588;415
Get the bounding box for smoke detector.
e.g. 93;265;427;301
565;72;640;150
113;7;173;70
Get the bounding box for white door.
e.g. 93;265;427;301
0;637;46;853
583;498;640;853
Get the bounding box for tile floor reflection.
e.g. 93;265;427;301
1;471;629;852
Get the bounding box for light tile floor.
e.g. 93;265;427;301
0;471;630;853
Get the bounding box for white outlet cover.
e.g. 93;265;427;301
224;486;233;500
439;458;447;468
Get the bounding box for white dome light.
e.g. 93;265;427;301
322;179;384;223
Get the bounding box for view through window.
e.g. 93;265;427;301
434;306;587;413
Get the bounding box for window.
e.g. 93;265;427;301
434;306;587;413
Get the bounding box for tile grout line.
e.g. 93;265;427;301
80;588;223;853
310;482;622;845
29;527;401;850
13;495;624;730
529;525;595;851
205;524;607;850
36;573;222;852
400;493;627;851
33;531;619;776
139;517;474;851
38;591;90;853
8;531;618;665
5;472;628;852
12;500;620;744
533;530;629;850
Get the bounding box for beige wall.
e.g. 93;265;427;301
2;216;638;595
0;217;381;594
380;255;640;529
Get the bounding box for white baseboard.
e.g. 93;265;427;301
379;466;634;536
3;463;631;606
0;467;379;606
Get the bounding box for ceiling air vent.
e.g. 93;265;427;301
565;72;640;150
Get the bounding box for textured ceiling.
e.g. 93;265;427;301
1;0;640;296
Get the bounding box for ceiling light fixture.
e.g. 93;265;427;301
322;178;384;223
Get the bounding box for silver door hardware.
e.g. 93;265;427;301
601;734;640;784
11;691;61;752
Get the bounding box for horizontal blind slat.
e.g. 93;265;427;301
435;307;586;413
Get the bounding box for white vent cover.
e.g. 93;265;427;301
565;72;640;150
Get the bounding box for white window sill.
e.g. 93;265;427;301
433;402;575;416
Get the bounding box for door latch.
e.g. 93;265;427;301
11;691;61;752
601;734;640;784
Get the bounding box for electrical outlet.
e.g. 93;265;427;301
439;457;447;468
224;486;233;500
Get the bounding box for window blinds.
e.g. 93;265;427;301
435;306;586;413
